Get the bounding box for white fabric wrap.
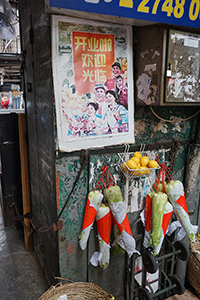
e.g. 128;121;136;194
109;201;140;257
167;181;195;242
98;237;110;269
109;201;126;224
79;191;103;250
153;202;173;255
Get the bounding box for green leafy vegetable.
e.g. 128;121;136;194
155;182;166;193
150;192;168;248
104;185;123;205
88;190;103;210
165;180;179;194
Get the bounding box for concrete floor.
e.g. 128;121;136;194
0;208;47;300
166;288;200;300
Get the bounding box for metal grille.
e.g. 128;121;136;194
0;3;21;54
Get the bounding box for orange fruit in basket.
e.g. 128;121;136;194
121;163;128;171
130;165;140;176
140;156;149;166
139;166;148;175
126;159;138;170
130;156;140;164
148;160;158;168
133;151;142;159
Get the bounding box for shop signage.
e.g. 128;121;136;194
49;0;200;29
52;16;134;152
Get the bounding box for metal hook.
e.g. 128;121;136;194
122;143;130;162
124;143;130;154
140;144;145;152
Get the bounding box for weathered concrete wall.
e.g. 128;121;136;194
19;0;59;286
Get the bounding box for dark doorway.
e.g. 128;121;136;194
0;114;23;227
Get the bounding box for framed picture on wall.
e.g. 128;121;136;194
52;16;134;152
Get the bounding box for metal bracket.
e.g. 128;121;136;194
38;219;64;233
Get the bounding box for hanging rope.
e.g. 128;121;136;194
94;165;117;194
153;158;173;193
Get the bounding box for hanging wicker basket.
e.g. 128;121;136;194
38;281;114;300
187;237;200;297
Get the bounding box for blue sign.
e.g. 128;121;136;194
49;0;200;29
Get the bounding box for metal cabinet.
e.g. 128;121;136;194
134;25;200;106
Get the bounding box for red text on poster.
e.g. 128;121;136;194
72;31;115;95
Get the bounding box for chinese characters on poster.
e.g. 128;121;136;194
52;16;134;152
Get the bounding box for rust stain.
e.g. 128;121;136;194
60;236;66;242
135;119;146;135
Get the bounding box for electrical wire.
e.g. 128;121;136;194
150;106;200;123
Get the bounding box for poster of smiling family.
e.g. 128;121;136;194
52;16;134;152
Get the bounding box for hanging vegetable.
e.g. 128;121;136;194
143;192;173;255
150;192;168;248
96;204;112;269
79;190;103;250
112;216;126;255
105;185;139;257
153;201;173;255
165;180;195;242
143;192;154;248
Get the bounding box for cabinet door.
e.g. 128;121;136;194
165;29;200;104
134;26;166;106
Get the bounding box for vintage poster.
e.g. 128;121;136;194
52;16;134;152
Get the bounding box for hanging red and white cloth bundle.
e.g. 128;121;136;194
142;163;174;255
79;190;103;250
142;161;196;256
165;180;196;242
96;204;112;269
80;165;139;269
105;185;139;257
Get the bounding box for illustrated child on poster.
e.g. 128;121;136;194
83;102;103;136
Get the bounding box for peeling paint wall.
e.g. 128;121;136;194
56;105;199;298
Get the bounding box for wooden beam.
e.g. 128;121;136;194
18;113;33;250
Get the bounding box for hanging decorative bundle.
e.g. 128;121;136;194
80;165;139;269
143;162;173;255
79;166;115;269
143;159;196;256
93;166;114;269
104;184;139;257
